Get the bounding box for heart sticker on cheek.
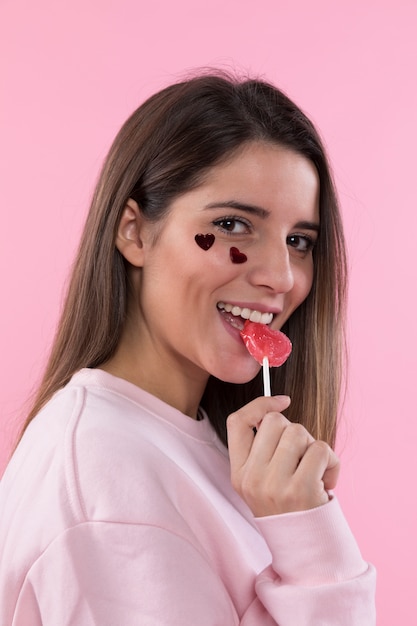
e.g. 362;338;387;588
230;246;247;264
195;233;215;250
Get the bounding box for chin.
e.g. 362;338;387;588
212;364;261;386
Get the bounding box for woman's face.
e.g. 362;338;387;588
129;141;320;386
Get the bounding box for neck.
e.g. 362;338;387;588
101;333;209;420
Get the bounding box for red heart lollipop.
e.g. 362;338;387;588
240;320;292;367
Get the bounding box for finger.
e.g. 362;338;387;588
246;411;290;466
268;422;315;478
297;440;340;491
322;452;340;491
227;396;291;472
228;395;291;430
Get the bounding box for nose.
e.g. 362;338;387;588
247;240;294;293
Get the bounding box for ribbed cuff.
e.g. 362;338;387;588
255;497;367;585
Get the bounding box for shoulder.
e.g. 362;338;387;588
0;369;233;615
1;371;179;522
2;368;228;539
56;370;223;525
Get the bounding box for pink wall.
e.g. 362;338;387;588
1;0;416;622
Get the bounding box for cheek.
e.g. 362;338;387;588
156;238;239;292
191;242;244;277
293;262;315;305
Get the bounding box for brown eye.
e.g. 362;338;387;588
213;217;251;234
287;234;315;253
218;219;235;231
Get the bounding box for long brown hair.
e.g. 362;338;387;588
18;71;347;449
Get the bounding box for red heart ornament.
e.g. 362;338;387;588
230;246;247;264
195;233;215;250
240;320;292;367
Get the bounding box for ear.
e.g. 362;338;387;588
115;199;146;267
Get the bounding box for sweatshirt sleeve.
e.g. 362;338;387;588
16;501;375;626
17;522;241;626
251;496;376;625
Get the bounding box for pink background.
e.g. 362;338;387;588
1;0;416;621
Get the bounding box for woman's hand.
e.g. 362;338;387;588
226;396;340;517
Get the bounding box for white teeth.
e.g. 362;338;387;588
217;302;273;325
250;310;262;323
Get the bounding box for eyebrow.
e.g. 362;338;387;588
293;220;320;232
204;201;320;231
204;200;270;219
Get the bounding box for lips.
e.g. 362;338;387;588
217;301;274;328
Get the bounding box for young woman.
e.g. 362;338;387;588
0;72;376;624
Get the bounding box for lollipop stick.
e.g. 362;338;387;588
262;356;271;397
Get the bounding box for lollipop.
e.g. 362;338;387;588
240;320;292;396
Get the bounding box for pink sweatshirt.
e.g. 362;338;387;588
0;369;376;624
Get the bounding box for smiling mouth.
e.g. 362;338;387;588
217;302;274;330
